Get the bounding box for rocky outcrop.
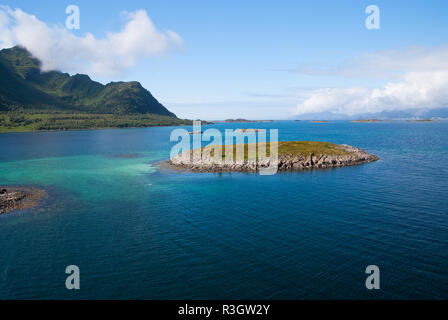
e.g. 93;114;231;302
188;130;203;135
168;143;379;173
0;187;46;214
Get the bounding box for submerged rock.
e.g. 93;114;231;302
0;187;46;214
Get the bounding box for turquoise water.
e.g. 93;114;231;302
0;121;447;299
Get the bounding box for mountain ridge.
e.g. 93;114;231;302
0;46;176;117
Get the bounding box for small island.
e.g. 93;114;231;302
212;119;274;123
167;141;379;173
351;119;382;123
0;187;46;214
235;128;264;133
405;119;436;122
188;130;203;135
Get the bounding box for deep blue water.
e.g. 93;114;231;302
0;121;447;299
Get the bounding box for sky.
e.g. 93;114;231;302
1;0;448;120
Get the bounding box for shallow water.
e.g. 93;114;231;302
0;121;447;299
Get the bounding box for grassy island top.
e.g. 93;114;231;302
276;141;351;157
186;141;352;160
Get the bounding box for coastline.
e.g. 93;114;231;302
0;111;196;134
0;122;194;134
0;187;47;214
1;119;444;134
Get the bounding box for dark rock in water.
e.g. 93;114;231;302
235;129;264;133
0;187;46;214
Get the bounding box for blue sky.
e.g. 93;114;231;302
2;0;448;119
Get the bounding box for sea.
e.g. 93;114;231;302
0;120;447;299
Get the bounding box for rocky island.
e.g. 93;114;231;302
235;129;264;133
352;119;382;123
0;187;46;214
167;141;379;173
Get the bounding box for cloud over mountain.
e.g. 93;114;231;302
295;46;448;117
0;6;182;77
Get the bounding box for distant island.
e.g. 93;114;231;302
167;141;379;173
234;128;264;133
0;46;191;132
405;119;436;122
212;119;274;123
351;119;382;123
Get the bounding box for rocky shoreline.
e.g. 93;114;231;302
0;187;46;214
167;143;379;173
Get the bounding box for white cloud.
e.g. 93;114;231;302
296;46;448;116
0;6;183;77
0;9;14;48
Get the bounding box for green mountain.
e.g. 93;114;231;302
0;46;176;117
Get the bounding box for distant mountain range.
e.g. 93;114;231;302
0;46;176;117
294;108;448;121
